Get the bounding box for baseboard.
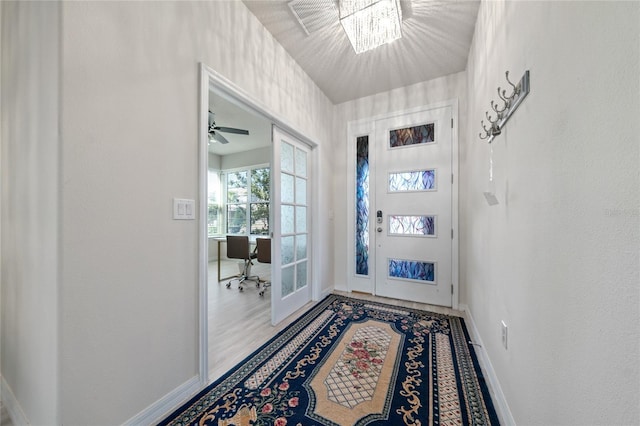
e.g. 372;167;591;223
122;375;204;426
459;304;516;426
1;375;30;425
320;287;333;299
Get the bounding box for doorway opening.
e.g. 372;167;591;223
199;64;318;383
206;90;273;381
345;102;459;309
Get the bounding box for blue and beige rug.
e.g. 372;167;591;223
160;294;499;425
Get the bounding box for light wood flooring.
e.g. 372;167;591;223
208;259;312;381
207;261;462;382
0;268;461;426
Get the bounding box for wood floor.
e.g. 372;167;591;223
208;259;309;381
207;260;462;382
1;265;463;426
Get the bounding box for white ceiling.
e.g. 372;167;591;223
242;0;480;104
210;0;480;156
208;91;272;156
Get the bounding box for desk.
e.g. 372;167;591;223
213;236;258;282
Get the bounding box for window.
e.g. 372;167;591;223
222;166;270;236
249;167;270;235
208;169;222;237
226;170;248;234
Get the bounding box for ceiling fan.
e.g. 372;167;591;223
208;111;249;144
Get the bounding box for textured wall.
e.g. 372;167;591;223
462;1;639;423
60;1;333;424
0;1;60;423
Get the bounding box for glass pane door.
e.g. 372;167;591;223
271;126;311;325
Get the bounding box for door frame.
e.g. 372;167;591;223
198;63;320;383
345;100;459;310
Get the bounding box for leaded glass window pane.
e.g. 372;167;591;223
388;259;435;282
389;215;436;236
389;123;435;148
355;136;369;275
389;170;436;192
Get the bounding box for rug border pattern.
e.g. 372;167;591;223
159;294;499;426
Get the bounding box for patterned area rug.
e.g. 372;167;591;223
160;294;499;425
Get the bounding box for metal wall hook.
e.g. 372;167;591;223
480;120;491;140
491;99;507;114
485;111;498;124
478;70;530;143
498;87;510;104
503;71;520;99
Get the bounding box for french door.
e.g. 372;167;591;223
350;105;455;307
271;126;312;325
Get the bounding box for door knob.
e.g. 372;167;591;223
377;227;383;232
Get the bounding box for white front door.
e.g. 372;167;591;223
373;107;453;306
271;126;312;325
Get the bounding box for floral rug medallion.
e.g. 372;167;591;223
306;320;402;424
159;294;499;426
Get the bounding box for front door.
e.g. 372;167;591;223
271;126;312;325
374;106;453;306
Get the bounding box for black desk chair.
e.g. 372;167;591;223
225;235;259;291
255;238;271;297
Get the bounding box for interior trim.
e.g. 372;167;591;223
459;303;516;426
1;375;31;426
122;375;202;425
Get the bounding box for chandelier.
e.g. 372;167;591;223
339;0;403;54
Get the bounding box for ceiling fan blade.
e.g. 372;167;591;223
210;132;230;144
214;126;249;135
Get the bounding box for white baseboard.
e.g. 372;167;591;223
1;375;30;425
320;287;333;299
459;304;516;426
122;375;204;426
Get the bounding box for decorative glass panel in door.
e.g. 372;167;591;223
375;107;453;307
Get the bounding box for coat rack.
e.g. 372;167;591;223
479;70;530;143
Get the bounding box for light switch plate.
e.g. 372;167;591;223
173;198;195;220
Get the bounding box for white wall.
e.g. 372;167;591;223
332;72;466;291
208;152;222;170
221;146;270;170
463;1;639;424
0;1;60;424
57;1;333;425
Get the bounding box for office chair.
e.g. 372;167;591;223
225;235;259;291
255;238;271;297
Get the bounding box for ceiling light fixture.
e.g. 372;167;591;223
339;0;403;54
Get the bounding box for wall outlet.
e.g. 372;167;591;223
501;320;508;349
